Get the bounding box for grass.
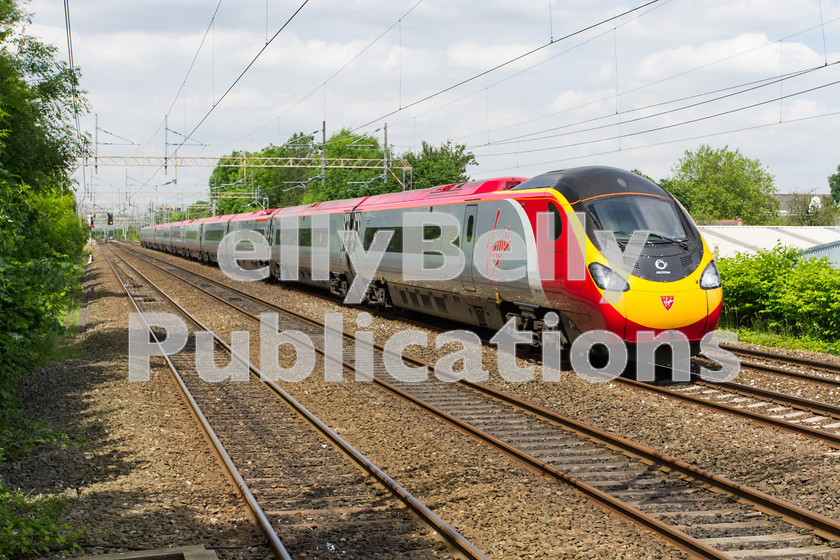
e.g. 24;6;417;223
0;485;81;559
721;318;840;356
0;299;85;558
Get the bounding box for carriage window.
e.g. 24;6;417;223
364;227;402;252
364;227;375;251
466;215;474;243
299;227;312;247
423;225;441;240
205;228;224;241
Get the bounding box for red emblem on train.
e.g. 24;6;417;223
661;296;675;311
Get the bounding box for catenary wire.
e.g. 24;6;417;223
229;0;426;147
447;14;840;146
140;0;224;149
476;109;840;177
350;0;663;132
472;61;838;149
474;76;840;158
397;0;673;130
137;0;311;188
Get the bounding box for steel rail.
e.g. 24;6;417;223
114;244;840;556
109;246;488;560
104;254;293;560
114;246;728;558
449;379;840;543
122;240;447;332
124;243;840;386
121;244;840;449
121;242;840;451
613;376;840;449
373;380;732;559
715;354;840;388
721;343;840;376
706;379;840;419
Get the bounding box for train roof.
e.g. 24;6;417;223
229;209;277;222
358;177;526;210
270;197;367;218
151;176;533;227
264;177;527;218
201;214;237;224
510;166;670;207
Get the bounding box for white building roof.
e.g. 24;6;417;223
802;240;840;268
697;226;840;258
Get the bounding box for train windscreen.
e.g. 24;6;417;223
585;195;688;243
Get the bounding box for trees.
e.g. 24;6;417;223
209;134;320;214
402;141;476;191
830;164;840;204
663;145;779;224
0;2;88;190
209;134;479;207
0;0;89;388
210;129;399;209
303;128;391;203
788;192;837;226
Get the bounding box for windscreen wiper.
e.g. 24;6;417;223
647;232;689;249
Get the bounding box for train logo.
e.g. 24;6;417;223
661;295;675;311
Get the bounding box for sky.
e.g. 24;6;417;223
24;0;840;216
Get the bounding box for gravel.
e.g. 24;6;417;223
126;241;840;549
123;243;687;558
129;243;840;529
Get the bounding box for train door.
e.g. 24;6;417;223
460;204;478;292
340;212;355;272
542;200;570;313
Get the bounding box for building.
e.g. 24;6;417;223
698;226;840;258
801;240;840;268
774;193;834;216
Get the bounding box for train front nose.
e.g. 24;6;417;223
623;285;713;342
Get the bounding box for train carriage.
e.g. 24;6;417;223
267;198;365;291
199;214;235;263
226;209;277;269
139;225;154;248
145;166;722;353
182;218;205;259
153;223;171;251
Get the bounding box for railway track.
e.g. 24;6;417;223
114;242;840;559
615;376;840;450
103;246;486;560
122;241;840;451
719;344;840;386
724;345;840;375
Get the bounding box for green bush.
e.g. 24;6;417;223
0;2;91;553
0;181;87;393
716;244;799;323
764;256;840;340
717;245;840;344
0;483;80;558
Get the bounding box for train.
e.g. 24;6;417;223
140;166;722;355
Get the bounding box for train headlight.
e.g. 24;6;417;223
588;262;630;292
700;261;721;290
